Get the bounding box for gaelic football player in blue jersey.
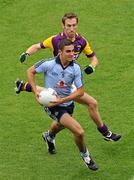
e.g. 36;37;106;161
16;12;121;142
27;39;98;170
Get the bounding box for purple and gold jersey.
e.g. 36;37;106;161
40;33;95;60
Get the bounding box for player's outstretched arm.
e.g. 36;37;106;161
20;43;41;63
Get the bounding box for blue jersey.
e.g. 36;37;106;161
34;56;83;106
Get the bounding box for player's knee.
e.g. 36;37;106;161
88;99;98;110
75;128;84;138
52;122;64;131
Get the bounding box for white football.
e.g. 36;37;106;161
71;84;77;93
38;88;57;106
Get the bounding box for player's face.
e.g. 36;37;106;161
63;18;78;39
60;45;74;62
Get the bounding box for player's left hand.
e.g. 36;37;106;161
20;52;29;63
48;96;63;107
84;65;95;74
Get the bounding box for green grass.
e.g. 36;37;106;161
0;0;134;179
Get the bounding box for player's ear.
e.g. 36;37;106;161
62;23;65;30
61;23;64;28
58;49;62;55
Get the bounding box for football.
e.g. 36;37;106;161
71;84;77;93
38;88;57;106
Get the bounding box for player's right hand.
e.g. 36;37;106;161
19;52;29;63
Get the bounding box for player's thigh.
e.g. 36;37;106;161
74;92;96;106
60;113;83;134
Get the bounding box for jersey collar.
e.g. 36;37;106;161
55;56;74;69
61;32;78;42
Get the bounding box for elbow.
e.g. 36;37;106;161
27;68;31;79
96;58;99;66
27;66;36;78
77;87;84;97
91;55;99;67
27;67;31;75
78;89;84;97
77;92;84;99
80;91;84;97
95;56;99;66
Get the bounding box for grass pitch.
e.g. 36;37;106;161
0;0;134;179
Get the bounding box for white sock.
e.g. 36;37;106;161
81;148;89;157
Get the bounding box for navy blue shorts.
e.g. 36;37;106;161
44;103;74;122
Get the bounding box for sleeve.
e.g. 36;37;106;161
34;60;50;73
73;64;84;88
40;36;55;50
82;39;95;58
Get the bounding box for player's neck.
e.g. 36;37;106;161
68;37;75;42
61;59;70;67
63;32;76;42
60;56;70;67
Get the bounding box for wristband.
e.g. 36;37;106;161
84;64;95;74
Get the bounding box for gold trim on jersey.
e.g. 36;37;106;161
43;35;56;51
